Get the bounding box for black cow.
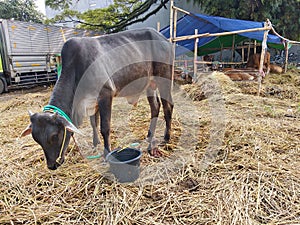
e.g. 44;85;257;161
21;28;174;170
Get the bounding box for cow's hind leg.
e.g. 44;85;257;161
146;88;161;142
146;88;162;156
158;81;173;143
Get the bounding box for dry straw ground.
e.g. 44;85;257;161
0;70;299;224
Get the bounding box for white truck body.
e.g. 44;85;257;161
0;19;100;93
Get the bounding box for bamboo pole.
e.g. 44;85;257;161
171;4;178;84
231;35;235;62
173;26;270;42
173;7;178;40
157;22;160;32
169;0;175;86
270;24;300;45
172;5;191;15
194;29;199;77
254;40;257;54
242;47;245;63
169;0;174;43
284;41;289;73
257;21;270;96
247;43;251;62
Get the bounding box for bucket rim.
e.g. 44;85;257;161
106;147;142;165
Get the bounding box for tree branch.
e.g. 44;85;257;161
111;0;169;32
61;0;169;33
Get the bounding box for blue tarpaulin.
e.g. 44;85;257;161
160;13;285;56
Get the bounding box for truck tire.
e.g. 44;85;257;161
0;77;7;94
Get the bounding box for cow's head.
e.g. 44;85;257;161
21;111;81;170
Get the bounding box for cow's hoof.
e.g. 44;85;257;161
147;144;163;158
93;138;100;147
163;135;170;143
104;148;110;159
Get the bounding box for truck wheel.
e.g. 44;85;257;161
0;78;6;94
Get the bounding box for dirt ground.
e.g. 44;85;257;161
0;70;299;224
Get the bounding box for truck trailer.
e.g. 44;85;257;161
0;19;101;94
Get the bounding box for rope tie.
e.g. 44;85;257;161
56;126;67;165
43;105;82;164
43;105;72;123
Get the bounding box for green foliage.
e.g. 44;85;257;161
45;9;81;25
45;0;72;10
0;0;44;23
190;0;300;41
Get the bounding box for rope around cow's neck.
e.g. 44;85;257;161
43;105;82;164
43;105;72;123
56;126;67;165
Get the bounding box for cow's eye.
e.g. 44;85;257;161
50;134;59;143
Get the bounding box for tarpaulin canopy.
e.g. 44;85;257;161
160;13;286;56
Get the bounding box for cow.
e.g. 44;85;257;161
20;28;174;170
269;63;283;74
224;72;254;81
223;68;256;81
246;52;270;76
203;55;214;70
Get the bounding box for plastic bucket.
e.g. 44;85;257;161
106;148;142;183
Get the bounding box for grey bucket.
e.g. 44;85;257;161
106;148;142;183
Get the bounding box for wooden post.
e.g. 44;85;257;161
169;0;174;43
171;6;178;83
242;47;244;63
284;41;289;73
254;40;257;54
60;27;66;42
169;0;175;86
247;42;251;63
257;21;269;96
173;7;178;40
231;35;235;62
194;29;199;77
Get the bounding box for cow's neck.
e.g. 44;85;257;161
48;75;77;123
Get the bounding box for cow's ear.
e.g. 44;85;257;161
20;124;32;137
20;111;35;137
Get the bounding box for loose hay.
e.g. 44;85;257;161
0;68;300;224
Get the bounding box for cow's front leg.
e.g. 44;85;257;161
98;92;113;157
90;108;100;147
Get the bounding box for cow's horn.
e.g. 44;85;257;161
64;120;85;136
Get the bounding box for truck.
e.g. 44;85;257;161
0;19;101;94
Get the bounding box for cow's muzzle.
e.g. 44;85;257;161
47;159;64;170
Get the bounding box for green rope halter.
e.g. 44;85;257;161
43;105;72;123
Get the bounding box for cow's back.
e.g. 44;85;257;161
60;28;172;81
55;28;173;126
95;28;169;48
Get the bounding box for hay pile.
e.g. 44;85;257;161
0;70;299;224
181;71;241;101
